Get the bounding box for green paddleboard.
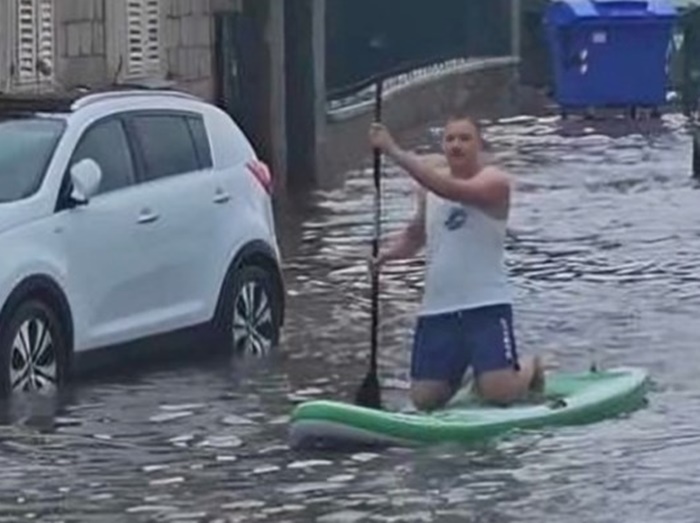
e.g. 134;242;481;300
288;367;650;450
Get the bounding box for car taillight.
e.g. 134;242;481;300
246;160;273;195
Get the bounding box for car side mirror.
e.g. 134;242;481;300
69;159;102;204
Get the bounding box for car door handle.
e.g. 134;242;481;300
137;209;159;224
213;189;231;204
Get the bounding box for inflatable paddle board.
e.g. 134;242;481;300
288;367;649;450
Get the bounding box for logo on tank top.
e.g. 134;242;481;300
444;206;468;231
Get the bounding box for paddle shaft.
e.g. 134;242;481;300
354;79;384;409
370;80;383;373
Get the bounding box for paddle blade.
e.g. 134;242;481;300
355;370;382;409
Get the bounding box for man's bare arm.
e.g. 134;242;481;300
377;185;426;264
387;148;509;212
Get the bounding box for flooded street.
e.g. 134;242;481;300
2;112;700;522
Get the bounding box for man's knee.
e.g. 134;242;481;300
410;381;453;412
475;356;544;405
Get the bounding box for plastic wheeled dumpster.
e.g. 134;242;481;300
543;0;678;112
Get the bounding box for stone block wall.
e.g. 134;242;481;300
55;0;107;87
5;0;244;96
163;0;229;98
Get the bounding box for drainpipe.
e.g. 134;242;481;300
510;0;522;113
511;0;521;60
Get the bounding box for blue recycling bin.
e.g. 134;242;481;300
543;0;678;110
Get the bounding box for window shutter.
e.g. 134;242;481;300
37;0;54;74
16;0;54;83
17;0;37;81
126;0;161;78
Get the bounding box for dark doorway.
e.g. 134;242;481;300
284;0;317;189
213;3;272;165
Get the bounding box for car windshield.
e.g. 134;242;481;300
0;117;65;203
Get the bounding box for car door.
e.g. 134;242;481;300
122;110;220;333
59;116;152;350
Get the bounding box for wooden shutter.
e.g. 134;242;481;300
126;0;161;78
16;0;54;83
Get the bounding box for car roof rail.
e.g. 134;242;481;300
0;91;80;114
0;81;202;115
71;88;201;110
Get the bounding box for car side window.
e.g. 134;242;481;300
186;116;213;169
130;114;202;182
70;118;135;195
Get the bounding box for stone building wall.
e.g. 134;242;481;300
55;0;107;88
0;0;243;96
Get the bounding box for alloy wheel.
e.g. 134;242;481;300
232;279;275;356
10;316;58;394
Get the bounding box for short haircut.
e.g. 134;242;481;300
444;112;491;151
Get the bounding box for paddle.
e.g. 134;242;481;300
355;77;384;410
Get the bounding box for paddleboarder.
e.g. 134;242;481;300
368;113;545;411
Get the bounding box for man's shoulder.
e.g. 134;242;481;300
477;165;512;186
474;165;512;218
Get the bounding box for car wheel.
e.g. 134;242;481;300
0;300;67;397
219;264;280;357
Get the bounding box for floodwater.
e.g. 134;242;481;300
1;112;700;522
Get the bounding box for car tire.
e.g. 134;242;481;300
0;299;67;398
216;264;281;357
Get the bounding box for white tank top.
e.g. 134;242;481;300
420;192;512;316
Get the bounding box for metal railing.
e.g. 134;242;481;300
325;0;512;103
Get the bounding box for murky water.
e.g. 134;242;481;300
2;113;700;522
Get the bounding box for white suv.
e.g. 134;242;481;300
0;88;285;398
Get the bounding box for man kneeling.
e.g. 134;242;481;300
368;114;544;411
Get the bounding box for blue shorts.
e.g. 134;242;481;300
410;303;520;389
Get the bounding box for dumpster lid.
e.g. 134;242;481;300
545;0;678;26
